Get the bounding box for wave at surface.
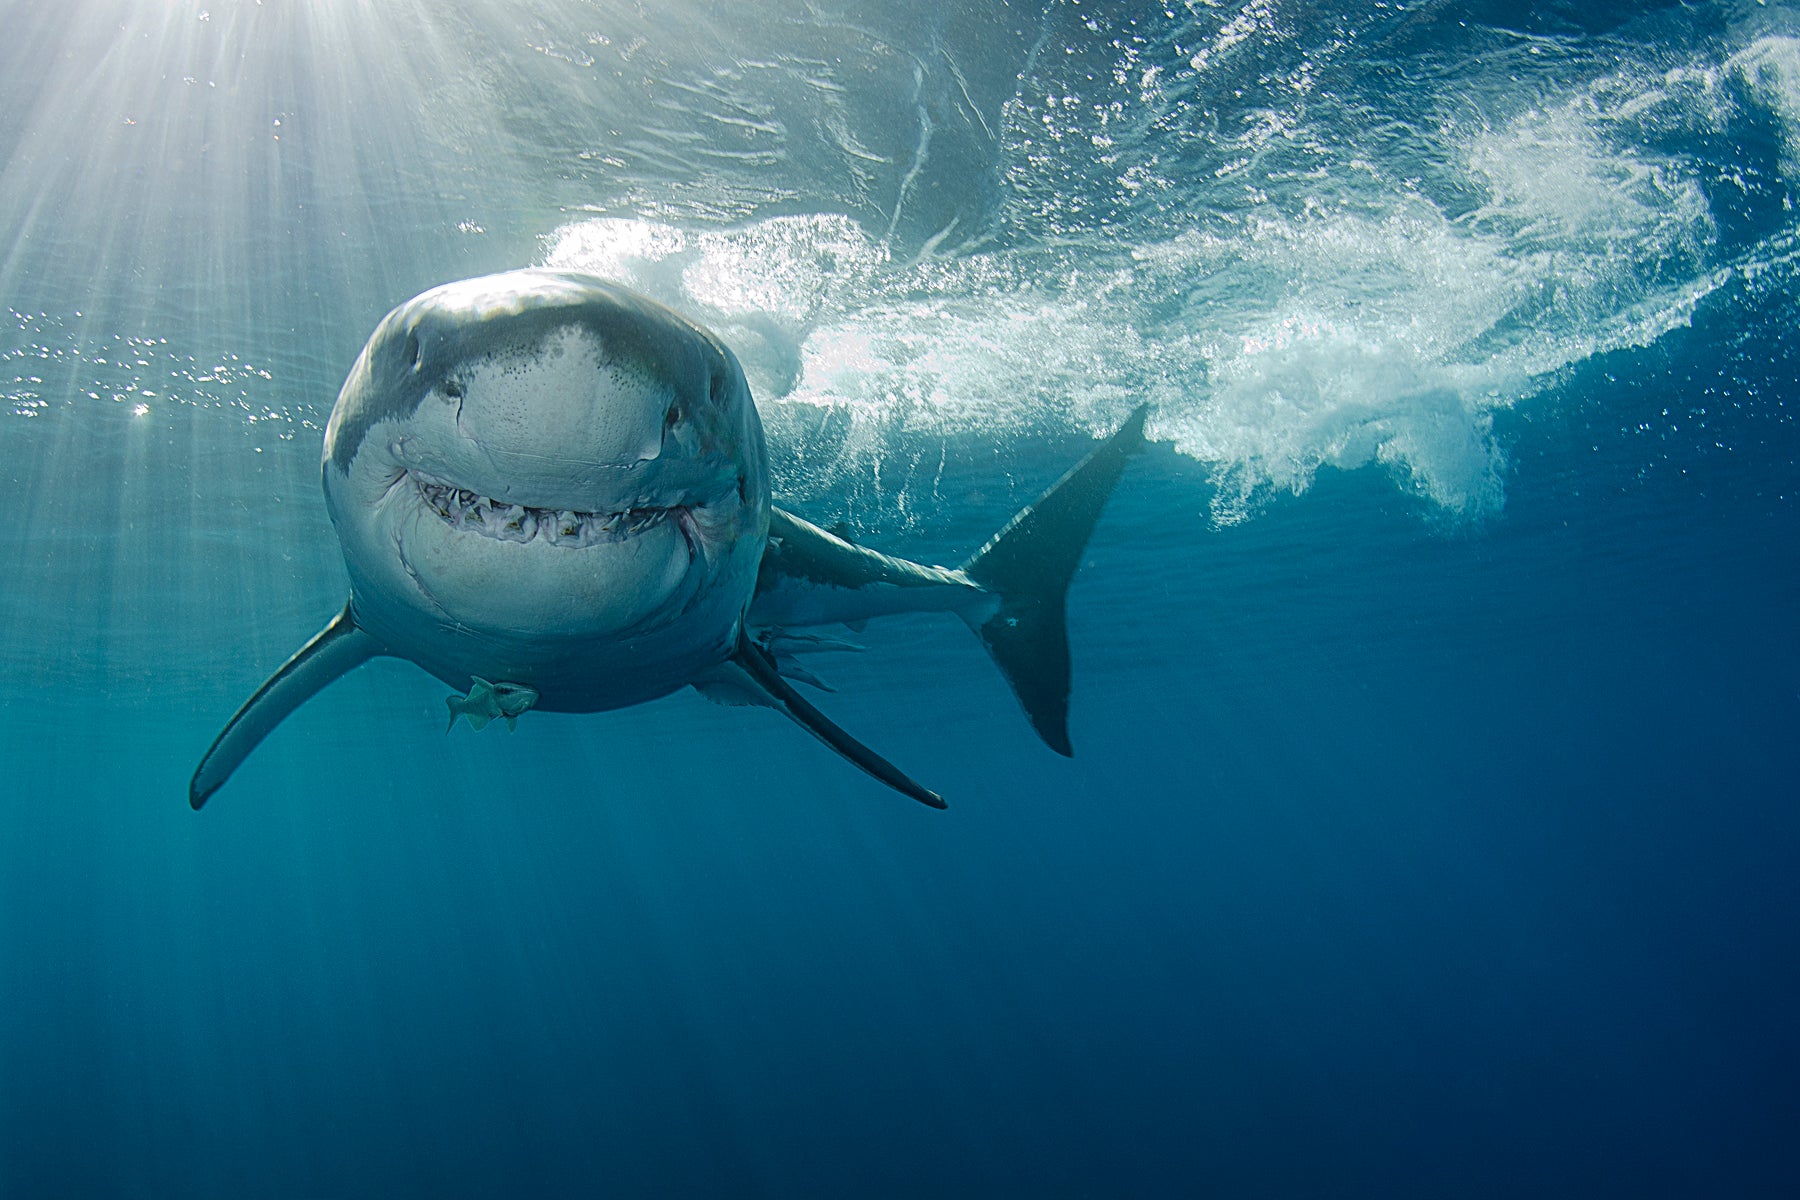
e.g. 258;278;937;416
541;16;1794;524
521;0;1800;525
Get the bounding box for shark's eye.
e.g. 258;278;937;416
443;380;465;400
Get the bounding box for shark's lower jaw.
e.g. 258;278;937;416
411;471;695;552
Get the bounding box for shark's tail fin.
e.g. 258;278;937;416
960;405;1149;756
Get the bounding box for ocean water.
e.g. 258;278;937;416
3;0;1798;1195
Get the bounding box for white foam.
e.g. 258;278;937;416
544;213;889;324
542;218;689;285
1169;315;1513;523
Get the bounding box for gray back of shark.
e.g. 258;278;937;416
191;270;1148;812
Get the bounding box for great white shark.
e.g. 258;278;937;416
190;270;1147;810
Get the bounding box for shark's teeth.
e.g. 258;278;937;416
412;474;678;548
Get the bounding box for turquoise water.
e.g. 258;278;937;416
3;1;1798;1195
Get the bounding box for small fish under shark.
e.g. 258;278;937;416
190;270;1148;810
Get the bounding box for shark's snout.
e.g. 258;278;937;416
431;323;673;472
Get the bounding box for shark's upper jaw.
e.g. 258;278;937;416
407;468;707;556
355;429;744;624
335;423;748;652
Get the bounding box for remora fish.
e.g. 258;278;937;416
190;270;1147;810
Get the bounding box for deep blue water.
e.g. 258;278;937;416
4;1;1799;1196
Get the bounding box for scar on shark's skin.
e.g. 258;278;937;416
190;269;1149;812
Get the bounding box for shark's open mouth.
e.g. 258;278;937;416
412;471;696;552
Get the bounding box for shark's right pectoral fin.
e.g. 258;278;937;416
189;602;383;810
726;634;947;810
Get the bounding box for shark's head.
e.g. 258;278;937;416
322;271;768;693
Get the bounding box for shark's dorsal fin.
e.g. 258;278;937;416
730;633;946;809
190;602;384;809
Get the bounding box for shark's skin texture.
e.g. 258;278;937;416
191;270;1148;811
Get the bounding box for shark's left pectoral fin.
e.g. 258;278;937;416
727;635;947;810
190;602;384;810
